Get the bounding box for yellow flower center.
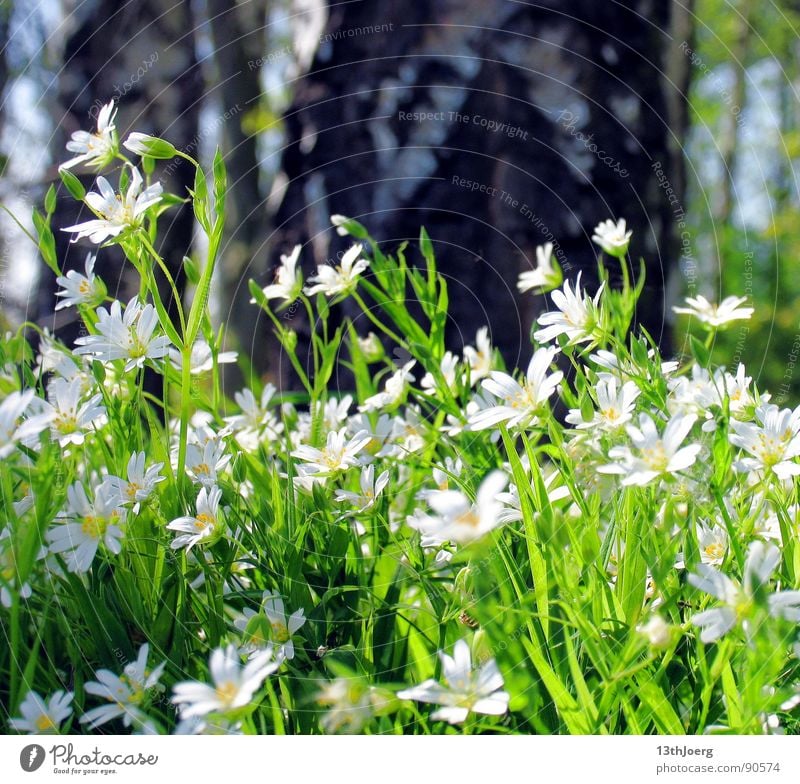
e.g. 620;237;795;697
271;621;290;643
126;482;141;500
82;515;108;539
455;509;480;528
215;680;238;707
641;441;669;472
54;414;78;434
704;542;725;561
35;713;57;732
194;512;214;531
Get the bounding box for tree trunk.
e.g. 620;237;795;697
267;0;685;388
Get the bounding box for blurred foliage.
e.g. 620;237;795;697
680;0;800;403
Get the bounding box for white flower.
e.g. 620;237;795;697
33;376;105;447
729;403;800;479
304;244;369;297
185;437;231;487
252;245;303;303
167;486;225;551
566;374;640;431
9;690;73;734
463;327;493;383
592;218;632;258
469;346;562;431
169;340;238;375
47;481;126;573
715;363;765;416
360;361;416;412
171;644;279;719
534;272;604;346
62;167;163;244
80;643;165;731
335;464;390;511
262;593;306;661
673;295;754;328
59;100;117;171
410;471;509;545
0;530;32;608
224;385;283;450
397;639;509;725
688;542;800;643
330;214;354;236
598;413;701;486
106;451;165;513
317;678;387;734
55;253;105;310
698;522;728;566
421;352;458;394
517;243;562;292
74;297;172;372
292;428;370;476
636;615;672;648
0;389;50;458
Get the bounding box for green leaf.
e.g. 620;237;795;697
44;184;57;215
59;168;86;201
32;209;59;276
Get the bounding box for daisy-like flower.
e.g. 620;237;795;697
47;481;126;573
167;486;225;551
0;389;51;458
106;451;165;513
360;361;416;412
317;678;391;734
421;352;458;394
469;346;562;431
597;412;702;487
185;437;231;488
54;253;105;311
592;218;632;258
304;244;369;297
168;340;238;375
714;363;766;417
59;100;117;171
261;592;306;661
697;522;729;566
33;377;105;447
566;374;640;432
397;639;509;725
171;644;279;719
224;385;284;450
9;690;74;734
517;242;562;292
252;245;303;304
335;464;390;511
672;294;754;328
534;272;605;346
74;297;172;372
689;541;800;643
463;327;493;383
729;403;800;479
410;471;509;545
292;428;371;476
80;643;166;732
62;167;163;244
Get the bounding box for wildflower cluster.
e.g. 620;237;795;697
2;102;800;736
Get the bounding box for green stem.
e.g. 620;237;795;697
139;233;187;338
351;290;411;350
